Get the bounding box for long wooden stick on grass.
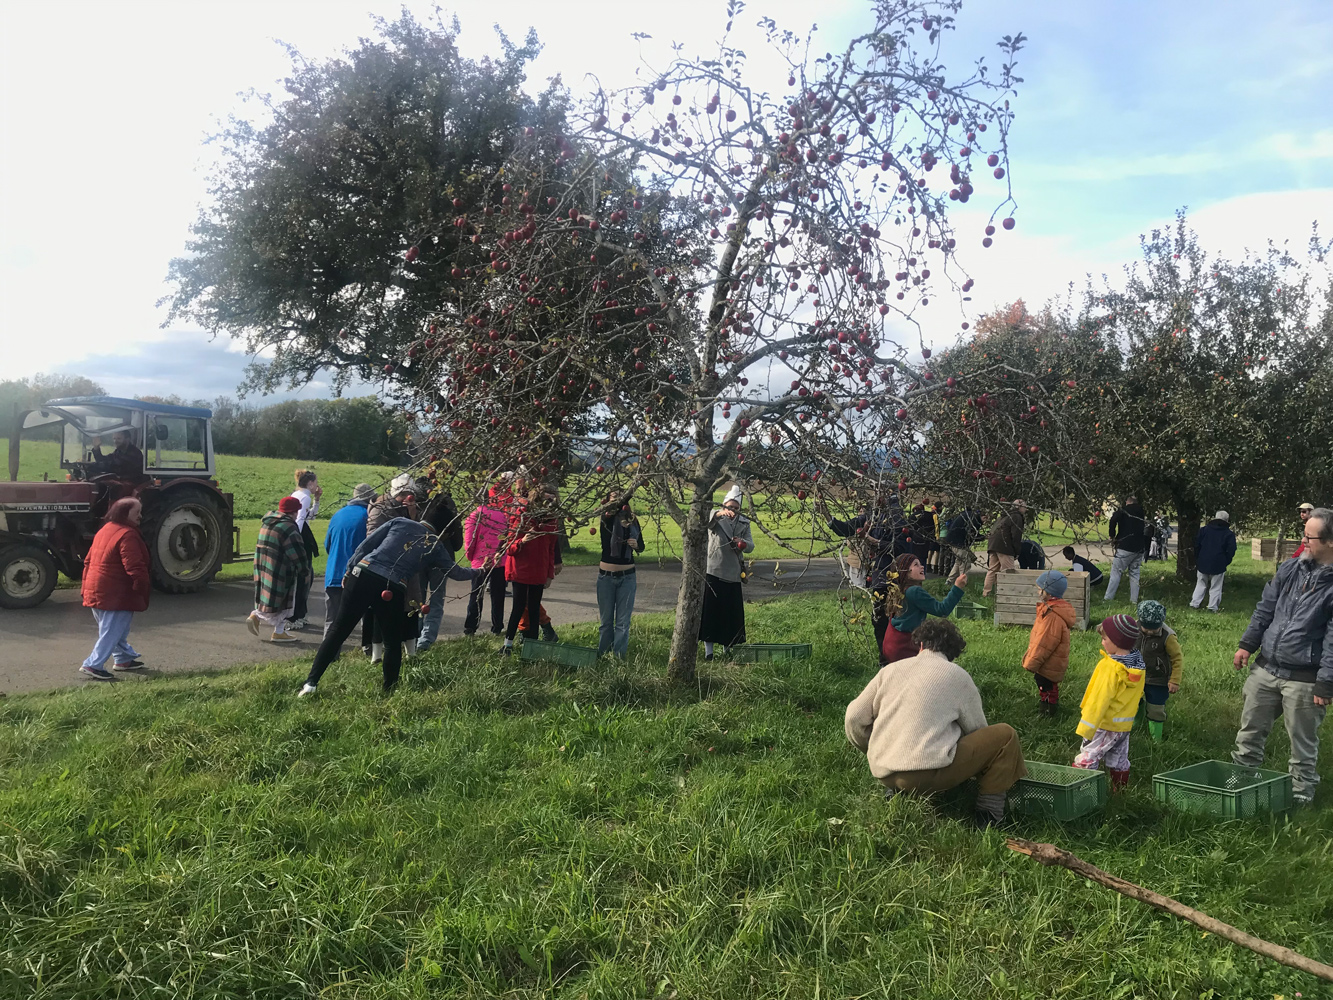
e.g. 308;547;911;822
1006;837;1333;983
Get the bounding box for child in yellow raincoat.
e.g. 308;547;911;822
1073;613;1145;791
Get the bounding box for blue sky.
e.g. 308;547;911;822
1;0;1329;403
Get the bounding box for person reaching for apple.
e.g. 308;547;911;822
879;553;969;665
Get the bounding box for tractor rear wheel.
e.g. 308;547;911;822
0;543;58;609
142;490;226;594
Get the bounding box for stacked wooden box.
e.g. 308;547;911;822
1250;538;1300;561
993;569;1091;630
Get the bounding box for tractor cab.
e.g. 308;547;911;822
2;397;237;609
12;397;216;483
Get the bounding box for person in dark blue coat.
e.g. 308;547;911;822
1192;510;1237;612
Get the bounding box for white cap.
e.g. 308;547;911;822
723;484;743;505
390;473;414;495
1215;510;1229;522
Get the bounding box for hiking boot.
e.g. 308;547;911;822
540;624;559;642
80;666;114;680
269;632;299;644
112;660;145;671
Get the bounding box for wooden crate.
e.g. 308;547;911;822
1250;538;1301;561
993;570;1090;630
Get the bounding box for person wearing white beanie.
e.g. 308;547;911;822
698;484;753;660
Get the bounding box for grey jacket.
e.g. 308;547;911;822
1238;556;1333;697
348;517;477;591
706;510;754;583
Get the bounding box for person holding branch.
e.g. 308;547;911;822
597;490;643;659
699;484;753;661
880;553;969;665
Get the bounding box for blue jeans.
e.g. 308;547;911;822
596;569;636;658
417;574;446;651
83;609;139;669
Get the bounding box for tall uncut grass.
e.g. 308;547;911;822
1;553;1330;997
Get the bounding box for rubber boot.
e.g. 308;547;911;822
1108;768;1130;792
541;623;559;642
1147;720;1165;742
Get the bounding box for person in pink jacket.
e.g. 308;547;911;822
462;483;511;635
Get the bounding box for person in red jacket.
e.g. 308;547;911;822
501;490;558;655
80;496;152;680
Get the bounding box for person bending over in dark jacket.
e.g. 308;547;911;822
1062;546;1104;587
299;518;478;697
1231;508;1333;805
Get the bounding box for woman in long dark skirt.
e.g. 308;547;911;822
698;485;754;661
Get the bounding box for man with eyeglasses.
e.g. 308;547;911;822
1231;507;1333;805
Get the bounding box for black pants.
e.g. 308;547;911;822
293;557;314;621
307;569;405;691
464;566;507;634
505;581;543;641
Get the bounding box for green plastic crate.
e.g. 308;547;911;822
1152;760;1292;819
727;643;813;662
1007;761;1108;820
954;602;988;620
519;639;598;668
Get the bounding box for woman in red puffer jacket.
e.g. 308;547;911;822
79;497;152;680
501;490;558;653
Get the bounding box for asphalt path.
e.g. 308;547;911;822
0;557;847;696
0;538;1136;696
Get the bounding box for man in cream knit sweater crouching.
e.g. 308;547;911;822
845;618;1027;826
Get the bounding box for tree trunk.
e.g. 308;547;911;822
1174;498;1201;582
667;498;711;683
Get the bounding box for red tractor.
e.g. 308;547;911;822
2;396;241;609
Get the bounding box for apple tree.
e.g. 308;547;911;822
163;11;572;397
405;1;1067;680
1076;212;1333;578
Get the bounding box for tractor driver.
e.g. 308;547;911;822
89;429;146;480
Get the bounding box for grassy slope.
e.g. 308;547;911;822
2;555;1331;998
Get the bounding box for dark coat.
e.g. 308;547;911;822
82;521;151;612
987;509;1025;557
1108;503;1149;554
1194;519;1237;575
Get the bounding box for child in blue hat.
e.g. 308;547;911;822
1021;570;1077;716
1135;600;1183;741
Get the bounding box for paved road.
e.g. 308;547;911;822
0;539;1143;697
0;558;847;696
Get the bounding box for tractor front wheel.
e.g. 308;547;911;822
142;491;226;594
0;543;58;609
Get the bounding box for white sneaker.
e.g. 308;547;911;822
371;642;384;664
288;619;306;631
297;683;317;698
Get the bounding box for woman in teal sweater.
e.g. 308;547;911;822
880;553;968;663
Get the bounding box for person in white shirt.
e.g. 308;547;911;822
287;469;322;628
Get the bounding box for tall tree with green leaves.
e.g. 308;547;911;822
1078;213;1332;578
163;11;568;397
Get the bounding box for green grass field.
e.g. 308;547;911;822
2;554;1330;998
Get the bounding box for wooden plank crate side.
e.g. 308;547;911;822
993;570;1091;630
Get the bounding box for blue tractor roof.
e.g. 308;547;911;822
43;396;213;419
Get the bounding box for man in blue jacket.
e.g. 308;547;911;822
1191;510;1237;612
320;483;374;656
1232;508;1333;805
300;517;478;696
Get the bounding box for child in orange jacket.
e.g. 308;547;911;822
1073;614;1145;791
1021;570;1078;717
